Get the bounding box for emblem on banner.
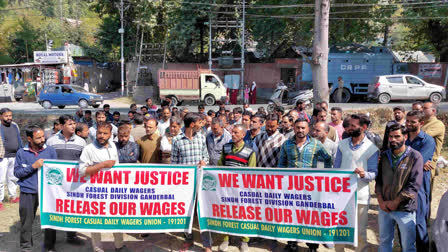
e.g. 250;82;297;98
46;167;63;185
202;174;217;191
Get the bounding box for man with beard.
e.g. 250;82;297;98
382;106;406;151
80;110;94;128
217;124;255;252
137;118;161;163
329;107;344;140
405;110;435;251
412;101;423;112
279;115;295;139
375;124;423;252
46;115;86;248
206;118;232;165
311;121;337;162
88;110;118;143
421;102;445;222
295;100;310;122
253;114;287;168
334;114;379;252
14;126;57;252
158;107;171;137
116;125;140;163
278;118;332;252
0;108;22;209
244;113;264;146
79;122;128;252
171;113;210;252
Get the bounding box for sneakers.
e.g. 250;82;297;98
115;245;131;252
219;241;229;252
0;203;3;211
240;242;249;252
283;243;298;252
10;197;20;203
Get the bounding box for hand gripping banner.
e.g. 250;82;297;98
39;160;197;233
198;167;358;245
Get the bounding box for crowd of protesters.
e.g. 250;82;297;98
0;96;445;252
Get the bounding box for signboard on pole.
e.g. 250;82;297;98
34;51;68;64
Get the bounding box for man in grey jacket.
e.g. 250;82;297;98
206;118;231;165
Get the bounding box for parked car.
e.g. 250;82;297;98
38;84;103;109
368;74;446;104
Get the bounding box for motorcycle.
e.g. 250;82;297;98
267;85;313;113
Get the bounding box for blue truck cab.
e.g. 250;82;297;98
301;46;408;102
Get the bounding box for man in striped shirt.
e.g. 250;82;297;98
46;115;86;249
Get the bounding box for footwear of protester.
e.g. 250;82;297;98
140;233;150;238
282;243;298;252
180;241;194;252
240;242;249;252
115;245;131;252
10;197;19;203
93;247;104;252
0;203;3;211
219;241;229;252
66;236;85;246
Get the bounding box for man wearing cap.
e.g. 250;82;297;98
382;106;406;151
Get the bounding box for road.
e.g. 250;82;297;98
5;93;448;115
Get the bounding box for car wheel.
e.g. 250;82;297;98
332;88;351;103
42;100;52;109
204;95;216;106
429;92;442;103
58;106;65;109
378;93;391;104
170;96;178;107
78;99;88;108
92;105;100;108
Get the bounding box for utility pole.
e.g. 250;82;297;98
311;0;330;103
118;0;126;96
60;0;63;25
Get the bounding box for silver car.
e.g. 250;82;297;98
368;74;446;104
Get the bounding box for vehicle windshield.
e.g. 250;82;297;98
71;85;88;93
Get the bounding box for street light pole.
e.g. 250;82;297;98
119;0;125;96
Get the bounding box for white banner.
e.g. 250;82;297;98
34;51;68;64
198;167;358;245
39;160;197;233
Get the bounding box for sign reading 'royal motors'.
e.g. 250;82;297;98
34;51;68;64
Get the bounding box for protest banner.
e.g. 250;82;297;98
39;160;197;233
198;167;358;245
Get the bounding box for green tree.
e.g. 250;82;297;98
7;17;44;63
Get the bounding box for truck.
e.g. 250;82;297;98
158;69;227;106
301;46;408;102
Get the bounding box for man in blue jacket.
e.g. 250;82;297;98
14;126;57;252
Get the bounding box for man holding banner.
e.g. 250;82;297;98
78;122;129;252
334;114;379;252
217;124;256;252
171;113;210;252
14;126;57;252
46;115;87;248
278;118;333;252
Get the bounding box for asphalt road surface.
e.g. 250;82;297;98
5;97;448;115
